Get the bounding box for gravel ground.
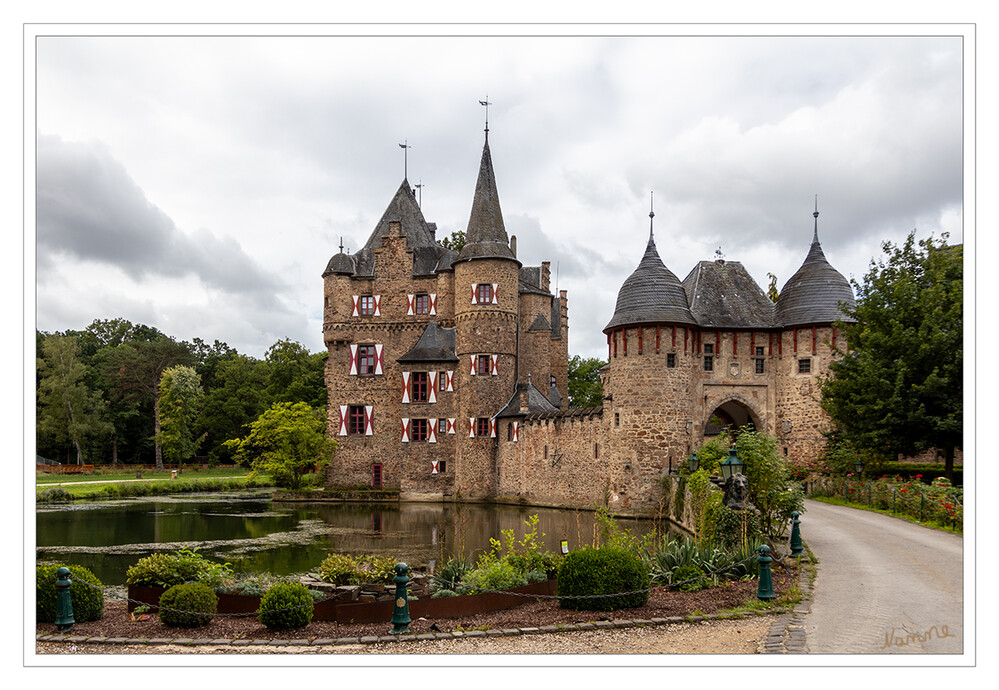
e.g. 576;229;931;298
35;617;775;655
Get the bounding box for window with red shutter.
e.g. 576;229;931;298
357;345;377;375
476;355;491;376
476;283;493;304
411;372;429;402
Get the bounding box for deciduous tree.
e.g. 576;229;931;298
820;233;962;478
224;402;336;490
156;365;205;467
567;355;606;408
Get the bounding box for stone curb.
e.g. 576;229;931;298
36;606;791;649
760;552;814;654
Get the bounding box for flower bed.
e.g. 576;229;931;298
127;579;557;623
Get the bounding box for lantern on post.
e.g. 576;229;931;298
853;459;865;477
686;452;700;474
720;448;744;481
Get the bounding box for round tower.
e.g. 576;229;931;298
774;205;856;467
452;132;521;498
602;207;699;506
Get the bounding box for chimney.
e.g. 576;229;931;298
510;235;517;257
519;389;529;413
541;261;551;291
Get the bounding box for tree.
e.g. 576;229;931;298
103;335;194;468
766;273;780;303
224;402;337;490
820;233;962;479
440;229;466;252
156;365;205;467
196;354;271;465
264;339;327;410
567;355;606;408
36;335;112;464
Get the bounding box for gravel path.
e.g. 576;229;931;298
35;616;775;655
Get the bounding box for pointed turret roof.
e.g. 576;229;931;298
363;178;437;250
455;138;518;263
604;231;697;331
775;210;856;326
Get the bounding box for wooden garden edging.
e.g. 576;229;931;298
127;579;557;623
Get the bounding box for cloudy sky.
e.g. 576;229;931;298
30;27;967;361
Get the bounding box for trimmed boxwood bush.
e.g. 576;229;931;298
36;563;105;623
258;582;315;629
158;582;218;627
556;546;651;611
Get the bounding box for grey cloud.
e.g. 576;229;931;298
36;134;286;297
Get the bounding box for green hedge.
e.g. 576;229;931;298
36;563;105;623
258;582;314;629
158;583;218;627
556;546;650;611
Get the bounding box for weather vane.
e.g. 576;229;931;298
479;97;492;138
399;140;411;180
414;181;425;207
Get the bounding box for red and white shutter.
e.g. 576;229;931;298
365;406;374;436
407;294;415;316
469;417;476;438
490;419;497;438
429;294;437;315
349;344;358;375
469;354;477;376
401;418;410;443
512;421;519;442
431;460;440;474
401;371;411;404
490;354;499;376
374;344;384;375
491;283;499;304
351;295;360;317
447;418;456;435
428;372;438;403
373;295;381;317
338;406;348;436
446;370;455;391
428;419;438;443
470;284;478;304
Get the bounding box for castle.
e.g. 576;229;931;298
322;129;855;514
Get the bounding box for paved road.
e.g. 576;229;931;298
802;498;964;654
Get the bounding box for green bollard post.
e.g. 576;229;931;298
789;511;804;556
54;567;75;632
389;562;411;635
756;545;775;600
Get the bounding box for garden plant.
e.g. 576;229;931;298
36;563;105;623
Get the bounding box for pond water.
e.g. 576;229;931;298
36;491;664;585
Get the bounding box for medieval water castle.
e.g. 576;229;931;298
322;130;855;513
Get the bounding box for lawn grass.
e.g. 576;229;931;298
36;472;275;502
809;495;962;534
36;466;250;485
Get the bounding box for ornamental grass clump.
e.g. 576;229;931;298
258;582;315;629
36;563;105;623
158;582;217;627
556;546;650;611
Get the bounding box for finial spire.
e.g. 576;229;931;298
339;236;344;253
414;180;424;207
399;140;411;180
479;97;492;140
813;194;820;243
649;191;655;239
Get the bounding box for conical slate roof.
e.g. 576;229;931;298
604;233;697;331
363;178;437;250
775;217;856;327
682;260;777;329
397;322;458;363
456;139;518;263
322;251;355;276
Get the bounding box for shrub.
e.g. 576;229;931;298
356;554;397;584
158;582;217;627
125;549;233;589
36;487;73;504
431;588;457;598
36;563;105;623
317;553;361;585
670;564;706;592
556;546;650;611
258;582;315;629
461;559;527;594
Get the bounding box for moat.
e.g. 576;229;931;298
35;491;661;585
